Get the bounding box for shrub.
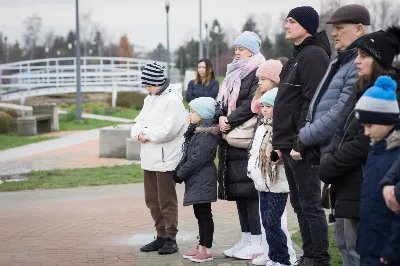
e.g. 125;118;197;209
107;91;146;109
4;109;18;118
0;112;17;134
59;103;69;108
59;111;77;122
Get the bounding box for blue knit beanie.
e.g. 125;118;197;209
234;31;261;54
189;97;216;120
260;87;278;107
355;76;400;125
287;6;319;35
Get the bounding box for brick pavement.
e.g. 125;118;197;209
0;183;301;266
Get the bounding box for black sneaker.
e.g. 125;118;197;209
294;256;314;266
158;238;179;255
140;237;166;252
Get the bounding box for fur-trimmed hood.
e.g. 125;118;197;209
386;130;400;150
195;125;220;135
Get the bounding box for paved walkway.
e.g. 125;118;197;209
0;183;301;266
0;124;134;176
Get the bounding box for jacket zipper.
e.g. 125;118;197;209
307;58;338;122
338;109;355;150
162;146;165;162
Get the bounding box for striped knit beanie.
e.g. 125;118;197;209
141;62;166;86
355;76;399;125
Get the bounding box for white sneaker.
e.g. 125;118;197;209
222;240;250;257
252;254;268;265
266;261;290;266
233;242;263;260
290;253;297;265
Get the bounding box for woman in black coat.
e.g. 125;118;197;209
215;31;266;259
186;59;219;103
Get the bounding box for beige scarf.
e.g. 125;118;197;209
259;118;278;186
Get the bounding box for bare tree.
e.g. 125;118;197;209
43;30;55;51
23;14;42;59
80;11;96;56
367;0;400;32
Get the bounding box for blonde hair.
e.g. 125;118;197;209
255;80;278;99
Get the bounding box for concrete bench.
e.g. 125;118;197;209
99;128;131;158
126;138;141;160
17;103;59;136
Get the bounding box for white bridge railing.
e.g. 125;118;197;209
0;57;179;103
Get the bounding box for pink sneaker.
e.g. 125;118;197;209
190;247;213;263
182;245;200;259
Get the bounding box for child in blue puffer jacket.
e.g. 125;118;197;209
354;76;400;266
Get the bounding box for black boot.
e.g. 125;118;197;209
140;237;166;252
158;237;179;255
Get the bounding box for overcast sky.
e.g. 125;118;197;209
1;0;361;52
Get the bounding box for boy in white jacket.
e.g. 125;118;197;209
130;62;186;255
247;88;295;266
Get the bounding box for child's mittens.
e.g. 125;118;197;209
270;150;280;162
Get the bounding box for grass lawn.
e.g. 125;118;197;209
58;112;122;131
59;117;121;131
291;226;342;266
106;108;140;119
0;134;58;151
0;164;144;192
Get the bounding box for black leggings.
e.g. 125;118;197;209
193;203;214;248
236;197;262;235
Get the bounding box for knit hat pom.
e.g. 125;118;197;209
374;75;397;92
387;26;400;54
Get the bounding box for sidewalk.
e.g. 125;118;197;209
0;124;133;175
0;183;301;266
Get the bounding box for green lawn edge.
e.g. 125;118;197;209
0;164;144;192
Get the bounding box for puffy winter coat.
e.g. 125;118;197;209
356;130;400;264
247;123;289;193
381;132;400;203
185;79;219;103
299;46;358;152
216;69;259;200
273;31;331;151
320;72;400;219
130;82;187;172
175;119;219;206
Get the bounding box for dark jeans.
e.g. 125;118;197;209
260;191;290;265
281;150;330;266
193;203;214;248
236;197;262;235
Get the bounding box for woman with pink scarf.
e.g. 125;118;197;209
216;31;266;260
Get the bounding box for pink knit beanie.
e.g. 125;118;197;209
256;59;283;84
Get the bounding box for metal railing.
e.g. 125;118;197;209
0;57;179;102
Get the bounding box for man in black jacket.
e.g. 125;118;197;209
272;6;331;266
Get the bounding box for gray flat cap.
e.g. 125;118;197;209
326;4;370;25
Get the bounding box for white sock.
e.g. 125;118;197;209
241;232;251;242
206;248;211;254
198;245;202;250
251;234;262;246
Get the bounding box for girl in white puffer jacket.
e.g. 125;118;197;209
247;88;296;266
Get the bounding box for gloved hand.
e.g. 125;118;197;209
270;150;280;162
172;171;183;184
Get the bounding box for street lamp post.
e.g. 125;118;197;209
214;25;220;78
75;0;83;123
4;36;8;63
165;0;170;79
199;0;203;60
205;23;209;59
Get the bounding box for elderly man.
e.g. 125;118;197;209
298;4;370;266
